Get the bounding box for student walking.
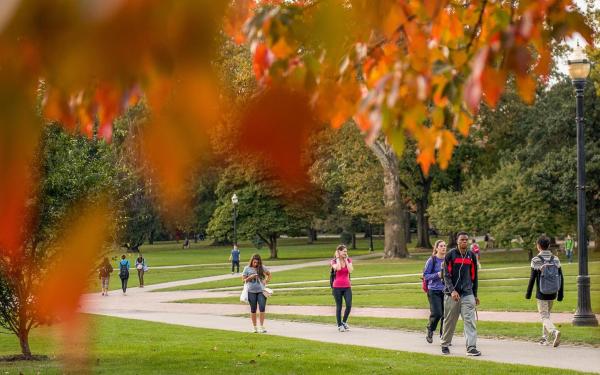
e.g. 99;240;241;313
98;257;113;296
423;240;446;343
331;244;353;332
441;232;481;356
526;235;564;347
135;255;146;287
230;244;241;274
242;254;272;333
118;255;130;295
564;235;574;264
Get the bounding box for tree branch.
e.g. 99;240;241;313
465;0;488;53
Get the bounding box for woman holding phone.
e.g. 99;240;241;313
331;244;353;332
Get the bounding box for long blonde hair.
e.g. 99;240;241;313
432;240;445;256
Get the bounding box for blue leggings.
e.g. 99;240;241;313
248;292;267;313
332;287;352;326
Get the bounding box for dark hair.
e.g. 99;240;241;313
248;253;265;280
537;236;550;250
121;254;126;260
456;231;469;239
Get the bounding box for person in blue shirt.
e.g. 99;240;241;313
230;244;241;274
423;240;447;344
118;254;130;295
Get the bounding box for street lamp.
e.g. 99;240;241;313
567;44;598;327
231;193;238;246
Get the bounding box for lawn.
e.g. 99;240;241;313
262;314;600;347
0;315;591;375
174;254;600;313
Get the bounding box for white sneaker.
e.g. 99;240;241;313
253;326;258;333
552;330;561;347
338;325;346;332
342;322;350;331
259;326;267;333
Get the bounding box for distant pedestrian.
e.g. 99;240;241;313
230;244;241;274
441;232;481;356
564;234;574;264
242;254;272;333
135;255;146;288
183;238;190;249
98;257;113;296
423;240;446;343
331;244;353;332
526;235;564;347
118;254;130;295
470;239;481;269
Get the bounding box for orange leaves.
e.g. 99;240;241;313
224;0;256;44
252;42;275;81
481;66;507;107
36;203;111;321
237;86;319;188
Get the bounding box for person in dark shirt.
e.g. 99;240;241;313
440;231;481;356
526;235;564;347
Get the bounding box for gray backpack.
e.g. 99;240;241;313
539;256;561;294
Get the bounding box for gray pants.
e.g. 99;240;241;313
441;294;477;349
537;299;556;339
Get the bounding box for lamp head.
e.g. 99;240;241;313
567;43;591;81
231;193;238;205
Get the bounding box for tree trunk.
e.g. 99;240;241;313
307;227;314;244
268;234;278;259
311;228;318;242
148;229;155;245
369;139;408;258
18;327;31;359
416;175;432;249
592;223;600;252
405;209;411;244
351;232;356;250
448;232;457;249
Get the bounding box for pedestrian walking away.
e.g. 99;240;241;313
423;240;446;343
242;254;272;333
526;235;564;347
98;257;113;296
440;232;481;356
135;255;146;287
118;254;130;295
230;244;241;274
331;244;353;332
564;234;574;264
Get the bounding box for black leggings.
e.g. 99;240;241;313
332;287;352;326
427;289;444;334
120;277;129;293
232;261;240;273
248;292;267;313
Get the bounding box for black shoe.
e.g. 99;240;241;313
441;346;450;355
466;347;481;356
426;330;433;344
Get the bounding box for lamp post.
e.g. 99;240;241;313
231;193;238;246
567;44;598;327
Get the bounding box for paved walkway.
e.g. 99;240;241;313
82;256;600;373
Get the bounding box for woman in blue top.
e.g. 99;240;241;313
118;254;130;295
423;240;446;343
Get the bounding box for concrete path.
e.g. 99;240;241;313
82;255;600;374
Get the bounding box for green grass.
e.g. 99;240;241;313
102;237;382;267
0;315;592;374
262;314;600;347
175;257;600;313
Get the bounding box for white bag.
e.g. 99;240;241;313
262;287;273;298
143;265;149;272
240;283;249;302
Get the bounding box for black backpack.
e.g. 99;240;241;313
119;262;129;279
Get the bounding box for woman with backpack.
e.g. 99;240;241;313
423;240;446;343
135;255;146;288
98;257;113;296
242;254;272;333
118;254;130;295
331;244;353;332
526;236;564;347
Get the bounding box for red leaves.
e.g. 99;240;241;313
252;42;274;81
237;86;319;188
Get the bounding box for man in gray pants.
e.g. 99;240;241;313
441;232;481;356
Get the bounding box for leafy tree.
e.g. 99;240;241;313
207;161;309;258
0;124;114;358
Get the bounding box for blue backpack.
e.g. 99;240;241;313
539;256;560;294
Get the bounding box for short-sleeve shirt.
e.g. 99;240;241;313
243;266;269;293
470;243;480;255
231;249;240;262
330;258;352;288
